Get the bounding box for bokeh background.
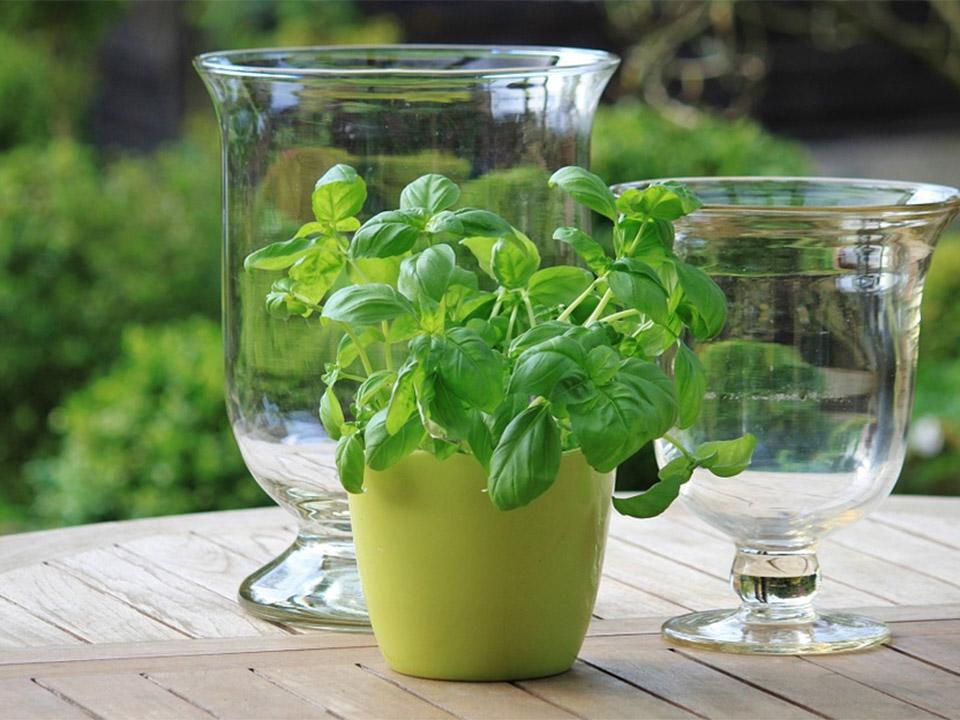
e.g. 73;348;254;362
2;0;958;532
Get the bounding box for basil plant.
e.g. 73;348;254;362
244;165;755;517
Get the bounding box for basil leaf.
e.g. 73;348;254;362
356;369;396;409
553;227;610;272
319;386;345;440
265;277;310;317
386;360;421;435
322;284;416;324
549;166;618;221
312;164;367;223
694;434;757;477
586;346;619;386
460;236;497;279
674;343;706;429
350;210;423;258
425;209;463;235
400;174;461;213
508;321;573;357
527;266;593;307
244;235;322;272
675;262;727;340
453;208;512;237
607;258;669;324
616;183;702;221
436;327;505;412
568;358;676;472
486;392;531;442
287;249;345;304
612;456;694;518
398;244;456;303
508;335;588;398
348;256;401;285
430;379;494;468
492;231;540;289
364;408;425;471
488;402;561;510
335;432;365;493
335;326;382;368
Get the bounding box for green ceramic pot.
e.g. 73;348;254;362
349;449;614;681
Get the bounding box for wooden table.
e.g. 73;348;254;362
1;495;958;719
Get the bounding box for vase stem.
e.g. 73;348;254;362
732;546;819;624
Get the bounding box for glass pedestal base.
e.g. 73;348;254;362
238;535;370;631
662;608;890;654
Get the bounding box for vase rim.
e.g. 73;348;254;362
194;44;620;80
612;176;960;216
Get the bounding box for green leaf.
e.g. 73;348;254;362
398;244;456;303
350;210;423;258
425;210;463;235
508;335;588;398
553;227;610;272
586;346;619;386
615;183;702;221
400;174;461;213
527;266;593;307
312;164;367;223
429;379;494;468
244;235;322;272
460;236;497;279
348;256;401;285
488;402;561;510
612;456;694;518
356;369;396;409
335;432;365;493
694;434;757;477
491;231;540;289
319;386;345;440
675;262;727;340
364;409;425;471
674;343;706;429
453;208;512;237
265;277;310;317
322;284;416;325
287;249;345;305
508;321;573;356
607;258;669;324
436;327;505;412
335;326;382;368
385;360;421;434
567;358;676;472
548;166;618;221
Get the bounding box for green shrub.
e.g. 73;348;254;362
0;135;221;499
592;103;811;184
28;318;261;525
901;232;960;495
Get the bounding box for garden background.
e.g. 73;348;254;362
2;0;958;532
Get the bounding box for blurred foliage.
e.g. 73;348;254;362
27;319;261;525
592;102;811;183
186;0;400;48
0;132;220;518
903;232;960;495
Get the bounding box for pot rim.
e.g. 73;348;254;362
612;176;960;217
194;44;620;81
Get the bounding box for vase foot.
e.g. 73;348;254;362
238;535;370;631
662;608;889;654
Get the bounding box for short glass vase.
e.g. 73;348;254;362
615;176;960;654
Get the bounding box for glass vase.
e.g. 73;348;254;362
614;177;960;653
195;45;618;629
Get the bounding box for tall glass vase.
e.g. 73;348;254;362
615;177;959;653
196;45;618;628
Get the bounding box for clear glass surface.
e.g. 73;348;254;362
615;177;960;654
196;45;617;628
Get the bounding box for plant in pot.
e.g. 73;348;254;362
245;164;755;681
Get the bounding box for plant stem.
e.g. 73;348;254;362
381;321;393;372
338;372;367;383
344;327;374;375
506;303;519;343
663;432;697;463
624;216;652;257
522;293;537;327
585;288;614;324
489;288;505;319
599;308;640;324
558;276;604;322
